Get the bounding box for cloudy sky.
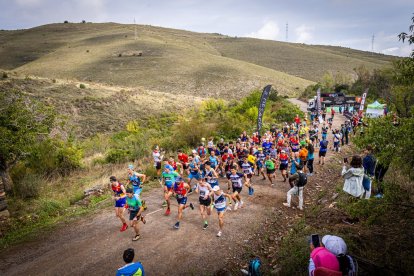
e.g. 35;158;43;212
1;0;413;56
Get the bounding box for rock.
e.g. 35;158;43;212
331;193;339;200
0;209;10;219
329;202;337;208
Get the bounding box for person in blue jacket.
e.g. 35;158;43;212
116;248;145;276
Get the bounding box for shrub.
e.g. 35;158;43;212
105;149;130;163
13;173;42;199
2;72;8;79
64;20;69;24
79;83;86;89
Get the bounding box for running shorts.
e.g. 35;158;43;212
266;168;276;174
199;197;211;206
245;173;253;179
115;197;126;208
189;173;200;180
216;206;226;213
319;151;327;157
232;186;242;194
129;208;141;221
176;196;188;205
279;163;288;171
155;162;162;170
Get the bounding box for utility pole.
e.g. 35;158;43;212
371;34;374;54
134;18;137;40
286;22;288;42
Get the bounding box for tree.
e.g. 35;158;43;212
0;89;55;213
398;14;414;58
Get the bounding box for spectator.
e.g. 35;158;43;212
342;155;364;198
322;235;358;276
308;235;340;276
283;165;306;210
362;146;376;199
116;248;145;276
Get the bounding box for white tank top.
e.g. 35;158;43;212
197;183;210;199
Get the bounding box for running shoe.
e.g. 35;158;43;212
165;208;171;216
132;234;141;241
162;201;167;207
233;202;239;211
282;203;291;208
174;222;180;229
189;203;194;210
203;223;209;230
216;231;222;237
120;223;128;232
251;187;254;195
239;201;244;208
141;216;146;224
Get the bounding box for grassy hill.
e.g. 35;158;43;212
0;22;395;101
0;23;312;99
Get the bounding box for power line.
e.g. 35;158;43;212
286;22;288;42
371;34;374;54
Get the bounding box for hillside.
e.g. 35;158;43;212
0;23;395;100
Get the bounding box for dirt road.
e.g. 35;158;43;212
0;99;347;276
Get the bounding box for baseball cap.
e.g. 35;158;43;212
126;188;133;194
281;150;286;153
128;164;134;170
164;164;174;171
322;235;347;256
109;176;117;182
212;186;220;191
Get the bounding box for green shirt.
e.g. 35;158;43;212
162;171;179;187
126;195;142;211
265;159;275;170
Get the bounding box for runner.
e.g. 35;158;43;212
332;129;342;152
177;149;189;175
288;152;301;188
125;188;146;241
298;145;308;173
172;176;194;229
264;154;277;186
241;157;255;196
278;149;289;182
210;185;232;237
161;165;180;215
195;178;213;230
321;123;329;141
127;165;147;210
227;167;245;210
319;137;329;165
255;148;266;179
306;141;315;176
204;161;219;189
110;176;128;232
187;155;201;191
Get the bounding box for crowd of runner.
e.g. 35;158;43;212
109;109;356;242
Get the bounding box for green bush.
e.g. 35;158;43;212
2;72;8;79
79;83;86;89
13;173;42;199
105;149;130;163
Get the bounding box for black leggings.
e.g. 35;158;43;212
307;159;314;174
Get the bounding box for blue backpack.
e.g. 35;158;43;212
248;258;261;276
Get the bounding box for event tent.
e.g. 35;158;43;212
366;101;385;118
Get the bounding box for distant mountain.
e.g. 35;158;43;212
1;23;393;100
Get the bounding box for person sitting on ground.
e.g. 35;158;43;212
308;235;340;276
283;164;307;210
116;248;145;276
342;155;364;198
322;235;358;276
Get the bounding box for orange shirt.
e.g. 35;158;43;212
299;148;308;161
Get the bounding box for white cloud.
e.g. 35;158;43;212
295;24;314;43
381;45;413;57
245;21;280;40
14;0;43;6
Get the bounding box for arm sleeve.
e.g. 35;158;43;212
308;258;315;276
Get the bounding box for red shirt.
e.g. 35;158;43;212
168;161;177;170
294;116;301;124
178;153;188;163
222;154;234;162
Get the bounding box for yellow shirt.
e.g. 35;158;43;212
247;154;256;164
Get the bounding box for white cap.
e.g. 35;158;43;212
212;186;220;191
322;235;347;256
192;149;197;154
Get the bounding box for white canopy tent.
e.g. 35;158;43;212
365;101;385;118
